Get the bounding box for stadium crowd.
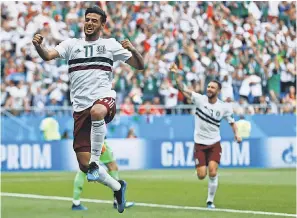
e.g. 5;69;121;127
1;1;296;115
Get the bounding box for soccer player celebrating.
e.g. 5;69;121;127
32;6;144;213
170;63;242;209
72;140;135;210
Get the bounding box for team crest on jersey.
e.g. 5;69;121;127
216;111;220;117
97;45;106;54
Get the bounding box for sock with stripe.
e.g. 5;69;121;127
90;120;106;165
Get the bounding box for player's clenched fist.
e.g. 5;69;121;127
32;33;44;47
121;39;136;52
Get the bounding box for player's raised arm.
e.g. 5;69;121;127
32;33;60;61
121;39;144;70
170;63;193;100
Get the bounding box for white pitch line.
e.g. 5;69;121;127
1;192;296;217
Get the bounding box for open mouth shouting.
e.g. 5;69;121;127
85;26;94;33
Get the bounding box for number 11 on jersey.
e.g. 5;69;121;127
84;45;93;57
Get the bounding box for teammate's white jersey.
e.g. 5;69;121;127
54;37;132;112
191;92;235;145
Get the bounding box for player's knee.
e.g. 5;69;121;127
108;162;118;171
197;172;207;180
90;105;107;120
209;169;217;178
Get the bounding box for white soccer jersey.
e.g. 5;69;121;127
191;92;235;145
54;37;132;112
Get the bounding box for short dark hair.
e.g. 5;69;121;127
210;80;222;90
85;6;107;23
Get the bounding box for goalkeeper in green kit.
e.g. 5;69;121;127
71;140;135;210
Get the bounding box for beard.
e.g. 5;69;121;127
207;92;216;99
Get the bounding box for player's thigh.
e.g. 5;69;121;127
194;143;207;179
90;103;108;120
73;109;91;154
93;98;116;123
208;142;222;177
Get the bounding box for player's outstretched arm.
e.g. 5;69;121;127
170;63;192;100
32;33;60;61
121;39;144;70
230;122;242;143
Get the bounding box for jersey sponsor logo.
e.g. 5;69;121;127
74;48;82;54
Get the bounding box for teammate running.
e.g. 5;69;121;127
170;63;242;208
33;6;144;213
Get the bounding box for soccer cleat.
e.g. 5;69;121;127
207;201;215;209
125;201;135;208
87;162;100;182
71;204;88;211
114;180;127;213
113;201;135;209
113;200;117;209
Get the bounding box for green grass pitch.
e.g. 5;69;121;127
1;169;296;218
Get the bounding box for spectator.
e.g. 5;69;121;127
220;70;234;101
120;97;135;116
138;100;153;115
235;115;252;139
151;96;165;115
255;96;271;114
1;83;8;106
159;79;178;114
128;76;143;105
1;1;295;115
233;97;249;115
40;112;61;141
282;86;296;113
4;80;30;113
127;128;137;138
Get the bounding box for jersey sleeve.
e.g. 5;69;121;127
54;38;74;60
224;104;235;123
191;92;203;106
111;39;132;62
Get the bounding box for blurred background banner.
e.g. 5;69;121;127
1;113;295;140
1;136;295;172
